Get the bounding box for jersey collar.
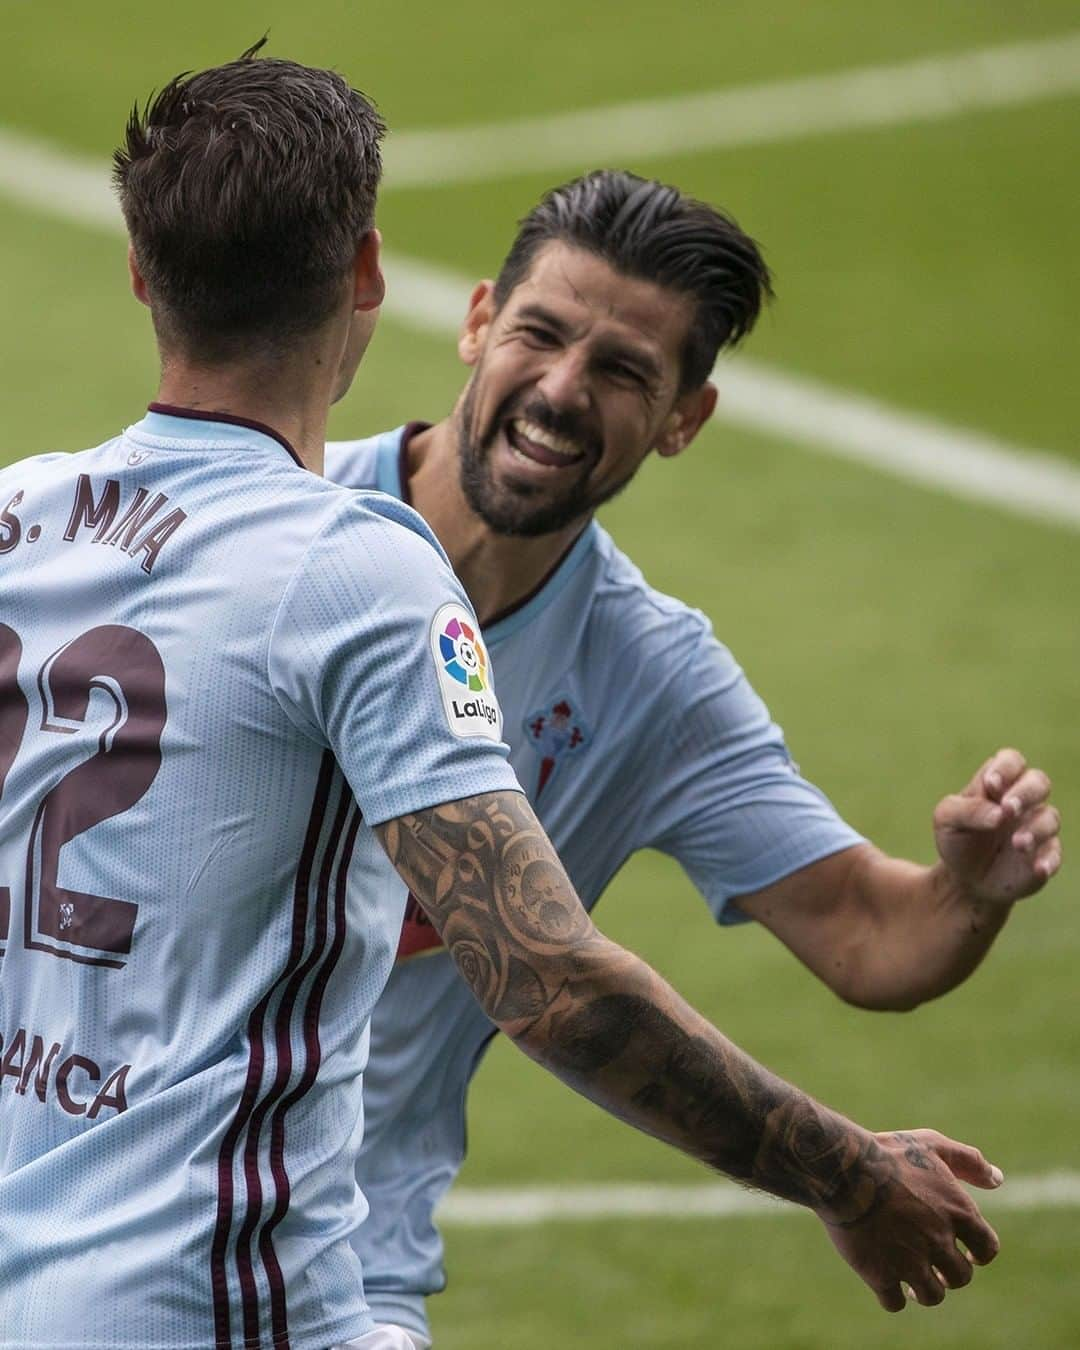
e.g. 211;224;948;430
376;424;598;645
132;404;306;468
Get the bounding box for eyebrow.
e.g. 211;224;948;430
513;304;664;385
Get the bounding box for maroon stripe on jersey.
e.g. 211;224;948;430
235;778;353;1348
210;751;335;1349
262;800;362;1344
395;421;431;507
147;403;307;470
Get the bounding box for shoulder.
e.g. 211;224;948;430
273;488;456;643
585;527;737;682
314;488;450;572
324;427;403;492
0;442;118;483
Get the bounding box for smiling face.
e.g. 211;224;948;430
454;242;717;537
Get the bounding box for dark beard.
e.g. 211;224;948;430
456;380;631;538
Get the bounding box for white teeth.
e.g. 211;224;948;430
513;418;582;460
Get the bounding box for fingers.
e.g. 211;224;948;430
947;764;1052;825
926;1132;1004;1189
895;1247;979;1309
978;747;1028;799
1013;804;1061;852
998;768;1053;820
1033;836;1063;882
955;1210;1001;1267
907;1269;947;1307
932;1245;975;1290
881;1253;972;1313
940;760;1058;890
935;792;1007;833
875;1282;906;1313
920;1132;1003;1264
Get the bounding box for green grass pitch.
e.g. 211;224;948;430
2;4;1077;1346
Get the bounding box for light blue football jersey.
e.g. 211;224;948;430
324;426;865;1340
0;409;519;1350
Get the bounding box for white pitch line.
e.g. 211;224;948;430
440;1171;1080;1227
0;125;121;232
377;265;1080;533
3;126;1080;530
386;32;1080;188
709;361;1080;530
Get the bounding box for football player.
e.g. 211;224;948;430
326;170;1060;1347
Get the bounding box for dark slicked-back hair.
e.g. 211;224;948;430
493;170;772;391
114;42;384;359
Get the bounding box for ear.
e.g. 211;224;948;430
655;381;718;458
458;280;496;368
128;243;151;307
352;229;385;313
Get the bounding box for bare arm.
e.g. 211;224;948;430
739;749;1062;1011
376;789;1002;1311
738;845;1013;1011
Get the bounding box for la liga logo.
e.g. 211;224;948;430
429;603;502;740
439;614;488;692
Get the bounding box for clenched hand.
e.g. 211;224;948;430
934;748;1061;902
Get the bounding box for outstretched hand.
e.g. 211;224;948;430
823;1129;1002;1312
934;748;1061;903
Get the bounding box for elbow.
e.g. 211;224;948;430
827;935;931;1013
828;950;928;1012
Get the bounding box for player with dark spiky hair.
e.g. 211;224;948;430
327;169;1059;1347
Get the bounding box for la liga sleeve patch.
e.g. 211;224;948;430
429;602;503;740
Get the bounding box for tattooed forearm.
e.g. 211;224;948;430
543;989;892;1219
376;792;598;1032
376;791;893;1221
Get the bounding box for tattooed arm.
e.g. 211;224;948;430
376;790;1002;1311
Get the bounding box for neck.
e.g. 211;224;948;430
154;350;340;476
407;419;589;626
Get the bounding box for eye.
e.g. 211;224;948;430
518;324;560;347
605;360;647;388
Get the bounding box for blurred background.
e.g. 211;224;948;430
2;3;1077;1345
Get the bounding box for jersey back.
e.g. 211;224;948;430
0;411;517;1349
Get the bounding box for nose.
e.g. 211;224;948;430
535;348;591;415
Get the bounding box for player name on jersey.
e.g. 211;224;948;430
0;1025;130;1118
0;473;187;574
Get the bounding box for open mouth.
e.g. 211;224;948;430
504;417;589;469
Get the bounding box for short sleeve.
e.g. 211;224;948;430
644;625;864;923
268;492;522;824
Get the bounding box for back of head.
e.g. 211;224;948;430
114;42;384;362
493;169;773;391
